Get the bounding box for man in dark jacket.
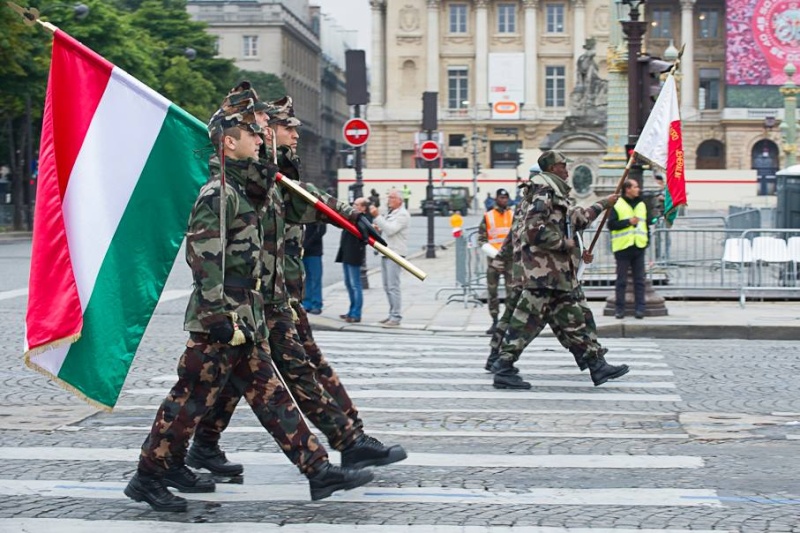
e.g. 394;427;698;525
336;198;369;322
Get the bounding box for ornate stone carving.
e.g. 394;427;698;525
492;35;522;45
426;0;441;8
446;36;475;45
522;0;539;8
396;34;423;46
594;5;609;31
475;0;489;8
399;4;420;32
369;0;385;8
680;0;696;10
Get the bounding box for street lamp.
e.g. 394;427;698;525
462;100;484;211
779;63;799;167
619;0;647;184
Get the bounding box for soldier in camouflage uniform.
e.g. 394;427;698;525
125;84;373;513
190;95;405;476
492;150;630;390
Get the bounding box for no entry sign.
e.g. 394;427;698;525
343;118;370;147
419;140;441;161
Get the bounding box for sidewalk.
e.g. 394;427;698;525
309;242;800;340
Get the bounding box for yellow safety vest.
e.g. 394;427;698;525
611;199;648;252
485;208;513;250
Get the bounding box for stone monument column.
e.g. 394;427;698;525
475;0;489;113
370;0;385;106
524;0;539;113
572;0;586;86
680;0;696;116
426;0;440;92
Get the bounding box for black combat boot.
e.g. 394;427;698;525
570;348;589;371
186;441;244;476
587;353;630;386
341;434;408;469
485;347;500;372
485;317;498;335
490;358;519;375
163;464;216;493
492;358;531;389
308;462;374;501
124;471;188;512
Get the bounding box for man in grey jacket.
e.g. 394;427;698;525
369;189;410;326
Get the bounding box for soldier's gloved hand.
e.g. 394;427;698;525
356;213;387;246
208;320;235;344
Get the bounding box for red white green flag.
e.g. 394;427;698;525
633;74;687;225
24;30;209;410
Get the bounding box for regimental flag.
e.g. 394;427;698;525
633;74;687;225
25;30;209;410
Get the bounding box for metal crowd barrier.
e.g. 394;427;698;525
434;226;485;307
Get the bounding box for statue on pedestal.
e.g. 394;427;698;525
570;38;608;116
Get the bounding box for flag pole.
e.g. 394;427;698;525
587;155;634;254
276;174;427;281
7;2;57;32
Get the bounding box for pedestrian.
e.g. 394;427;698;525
478;188;513;335
125;83;372;512
337;197;369;323
301;221;326;314
370;189;410;327
369;188;381;208
402;183;411;209
189;94;406;482
492;150;630;390
0;169;9;204
483;192;494;211
609;179;649;319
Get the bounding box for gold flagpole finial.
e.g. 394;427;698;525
669;43;686;76
7;1;58;32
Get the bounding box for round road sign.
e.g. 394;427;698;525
419;140;441;161
343;118;370;147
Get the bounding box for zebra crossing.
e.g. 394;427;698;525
0;331;725;531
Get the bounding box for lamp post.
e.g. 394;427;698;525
780;63;798;167
620;0;647;184
463;100;484;212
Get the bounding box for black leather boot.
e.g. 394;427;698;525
492;358;531;389
485;317;498;335
484;347;500;372
587;353;630;386
341;434;408;469
163;464;216;493
308;462;374;501
124;471;188;512
490;358;519;375
186;441;243;476
570;348;589;371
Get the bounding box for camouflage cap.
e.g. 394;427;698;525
537;150;572;171
207;81;263;140
267;95;303;127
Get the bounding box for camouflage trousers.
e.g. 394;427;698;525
486;260;512;319
140;334;328;476
490;286;600;355
195;305;361;452
497;287;605;364
290;298;363;431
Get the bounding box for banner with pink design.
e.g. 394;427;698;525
727;0;800;85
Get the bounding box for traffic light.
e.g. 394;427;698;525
638;55;674;111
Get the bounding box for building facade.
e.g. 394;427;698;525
367;0;793;197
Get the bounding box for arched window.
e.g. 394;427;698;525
696;140;725;169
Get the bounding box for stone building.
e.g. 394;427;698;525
367;0;792;197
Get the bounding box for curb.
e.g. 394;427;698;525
0;231;32;244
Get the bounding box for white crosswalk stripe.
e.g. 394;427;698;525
1;331;722;528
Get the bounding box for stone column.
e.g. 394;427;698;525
524;0;539;112
572;0;586;86
427;0;440;92
370;0;385;105
475;0;489;112
680;0;696;115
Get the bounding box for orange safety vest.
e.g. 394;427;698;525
485;208;513;250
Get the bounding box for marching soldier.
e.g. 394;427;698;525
189;95;407;478
478;188;514;335
492;150;630;390
125;84;373;512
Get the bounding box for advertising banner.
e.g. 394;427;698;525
488;53;525;120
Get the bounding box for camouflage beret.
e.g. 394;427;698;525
267;95;302;127
207;80;263;139
537;150;572;171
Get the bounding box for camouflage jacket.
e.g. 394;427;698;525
493;185;534;284
260;147;355;306
184;156;271;341
279;149;305;301
512;172;610;292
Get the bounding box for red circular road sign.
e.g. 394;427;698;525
419;140;441;161
342;118;371;147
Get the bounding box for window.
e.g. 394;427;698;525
243;35;258;58
449;134;466;147
699;9;720;39
497;3;516;33
545;66;566;107
546;4;565;33
699;68;721;110
650;9;672;39
449;3;467;33
448;67;469;109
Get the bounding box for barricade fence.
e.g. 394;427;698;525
442;222;800;305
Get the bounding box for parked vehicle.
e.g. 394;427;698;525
421;186;470;216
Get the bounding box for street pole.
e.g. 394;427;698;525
780;63;798;167
471;133;479;212
621;0;648;185
351;104;369;288
425;128;436;258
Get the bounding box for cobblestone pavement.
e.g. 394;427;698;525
2;241;800;532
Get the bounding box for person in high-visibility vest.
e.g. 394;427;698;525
608;179;650;319
478;188;513;334
402;184;411;209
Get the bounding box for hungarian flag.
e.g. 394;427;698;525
633;73;687;225
24;30;209;410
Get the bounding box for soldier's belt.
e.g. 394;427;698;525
225;277;261;291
